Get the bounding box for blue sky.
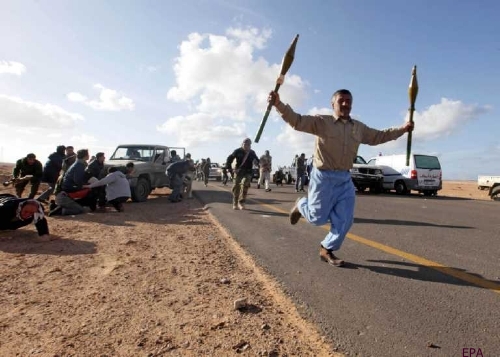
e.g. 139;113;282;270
1;0;499;179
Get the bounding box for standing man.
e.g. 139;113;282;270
226;138;259;210
257;150;272;192
202;158;211;187
184;153;196;199
12;153;43;199
294;153;307;193
268;89;413;267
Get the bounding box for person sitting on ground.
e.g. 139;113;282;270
51;149;96;216
166;160;193;202
84;167;131;212
12;153;43;199
0;194;49;237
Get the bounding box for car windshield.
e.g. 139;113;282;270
414;155;441;170
354;156;367;164
110;146;155;162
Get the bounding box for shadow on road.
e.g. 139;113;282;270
354;217;473;229
373;192;474;201
348;259;500;291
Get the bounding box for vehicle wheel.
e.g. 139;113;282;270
370;185;383;194
490;186;500;201
394;181;407;195
131;177;151;202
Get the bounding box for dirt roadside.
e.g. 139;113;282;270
0;162;492;356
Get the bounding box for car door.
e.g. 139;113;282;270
153;147;169;187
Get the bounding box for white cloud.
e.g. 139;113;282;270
411;98;491;141
307;107;332;115
276;125;315;162
67;92;88;102
166;27;307;121
0;94;84;129
0;61;26;75
157;113;246;146
67;84;135;111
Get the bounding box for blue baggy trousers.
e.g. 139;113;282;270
296;167;355;251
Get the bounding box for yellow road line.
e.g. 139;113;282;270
213;185;500;295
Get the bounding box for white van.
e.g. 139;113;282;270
367;154;442;196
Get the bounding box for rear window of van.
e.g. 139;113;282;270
414;155;441;169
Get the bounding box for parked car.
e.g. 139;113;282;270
367;154;442;196
106;144;185;202
350;156;384;193
477;175;500;200
209;163;222;181
366;160;409;194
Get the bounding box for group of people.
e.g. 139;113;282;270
1;146;136;237
2;87;413;268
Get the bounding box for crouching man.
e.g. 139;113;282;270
166;160;193;202
84;167;131;212
51;149;96;216
0;194;49;237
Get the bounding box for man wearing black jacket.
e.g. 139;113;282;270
38;145;66;202
85;152;106;208
0;194;49;236
226;138;259;210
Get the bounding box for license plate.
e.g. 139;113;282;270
422;179;436;186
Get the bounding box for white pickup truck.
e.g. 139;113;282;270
477;175;500;200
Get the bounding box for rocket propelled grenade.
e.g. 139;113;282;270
406;65;419;166
254;34;299;143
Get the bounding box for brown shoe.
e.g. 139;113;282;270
289;197;303;225
319;246;345;267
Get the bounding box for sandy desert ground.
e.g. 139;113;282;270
0;162;493;356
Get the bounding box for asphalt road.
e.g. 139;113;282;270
192;180;500;357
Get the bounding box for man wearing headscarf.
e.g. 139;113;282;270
0;194;49;237
257;150;272;192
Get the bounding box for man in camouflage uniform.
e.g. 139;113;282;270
226;138;259;210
